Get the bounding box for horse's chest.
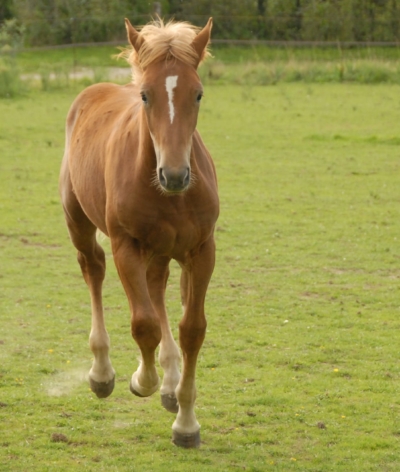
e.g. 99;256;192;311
114;192;217;260
127;207;210;260
139;217;200;259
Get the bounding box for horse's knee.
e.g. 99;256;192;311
131;316;161;350
77;245;106;282
179;318;207;354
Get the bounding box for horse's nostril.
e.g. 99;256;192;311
183;168;190;187
159;168;167;187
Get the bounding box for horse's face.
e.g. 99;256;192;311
140;61;203;194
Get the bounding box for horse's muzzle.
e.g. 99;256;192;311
159;167;190;193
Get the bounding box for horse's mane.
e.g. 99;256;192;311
120;19;211;84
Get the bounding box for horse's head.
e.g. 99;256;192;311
125;18;212;194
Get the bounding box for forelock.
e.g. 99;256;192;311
121;19;211;84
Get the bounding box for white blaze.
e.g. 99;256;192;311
165;75;178;124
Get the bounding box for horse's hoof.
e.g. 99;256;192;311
172;430;201;448
129;374;159;397
161;393;179;413
89;376;115;399
130;382;146;397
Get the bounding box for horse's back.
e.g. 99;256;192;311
66;82;139;146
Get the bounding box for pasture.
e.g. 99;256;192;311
1;82;400;470
3;43;400;99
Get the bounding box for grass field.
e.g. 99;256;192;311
13;43;400;73
1;82;400;470
2;43;400;99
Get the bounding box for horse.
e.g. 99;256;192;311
59;17;219;448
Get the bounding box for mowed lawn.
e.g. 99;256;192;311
1;83;400;471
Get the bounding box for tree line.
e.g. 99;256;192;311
1;0;400;47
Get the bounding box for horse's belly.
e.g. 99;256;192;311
69;162;108;233
80;196;108;234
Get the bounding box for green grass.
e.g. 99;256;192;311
14;43;400;72
3;44;400;93
1;83;400;470
15;46;122;72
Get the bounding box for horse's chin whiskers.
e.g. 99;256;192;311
150;171;167;195
188;171;197;189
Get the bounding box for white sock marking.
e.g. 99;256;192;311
165;75;178;124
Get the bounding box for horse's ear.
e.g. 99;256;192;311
191;17;212;67
125;18;144;54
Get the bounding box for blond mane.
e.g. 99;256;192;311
121;19;211;84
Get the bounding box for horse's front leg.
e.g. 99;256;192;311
111;236;161;397
172;237;216;448
147;257;181;413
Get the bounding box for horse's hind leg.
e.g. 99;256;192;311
147;257;181;413
60;172;115;398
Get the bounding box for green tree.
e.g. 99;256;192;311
12;0;154;45
169;0;261;39
0;0;14;23
6;0;400;45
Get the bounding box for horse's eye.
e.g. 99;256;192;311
141;93;148;104
196;93;203;102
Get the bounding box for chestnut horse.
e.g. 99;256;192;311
59;18;219;448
